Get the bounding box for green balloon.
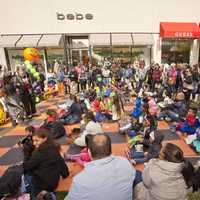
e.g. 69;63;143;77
24;60;30;65
35;96;40;103
110;92;116;97
36;75;40;81
27;65;32;70
34;72;39;77
30;68;36;74
33;72;40;80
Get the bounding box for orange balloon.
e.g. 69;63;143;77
23;48;40;61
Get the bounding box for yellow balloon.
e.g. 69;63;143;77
23;48;40;62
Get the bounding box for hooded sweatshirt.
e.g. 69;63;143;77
134;159;190;200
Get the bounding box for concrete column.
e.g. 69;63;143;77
0;47;8;69
152;34;162;64
79;49;82;65
143;47;151;66
190;39;199;66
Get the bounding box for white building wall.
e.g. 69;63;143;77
0;0;200;34
0;48;7;67
152;35;162;64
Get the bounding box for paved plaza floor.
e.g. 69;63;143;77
0;96;199;191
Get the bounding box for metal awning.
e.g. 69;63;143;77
112;34;133;46
0;33;154;47
16;35;42;47
0;35;21;47
132;34;153;46
0;34;63;47
89;34;111;46
89;33;153;46
37;34;62;47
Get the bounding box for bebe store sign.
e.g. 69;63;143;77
57;12;93;20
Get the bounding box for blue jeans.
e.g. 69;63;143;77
133;170;142;187
130;151;147;164
22;175;56;200
158;110;179;122
23;175;38;199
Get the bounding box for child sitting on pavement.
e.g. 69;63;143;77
176;107;200;137
41;109;66;139
125;131;164;165
64;134;92;165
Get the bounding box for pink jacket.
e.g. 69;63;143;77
80;148;91;162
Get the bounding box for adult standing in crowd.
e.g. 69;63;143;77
68;67;78;94
14;66;36;119
65;133;136;200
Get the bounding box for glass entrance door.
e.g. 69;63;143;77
71;49;89;66
66;37;90;66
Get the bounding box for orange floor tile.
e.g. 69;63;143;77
56;177;72;192
102;122;119;133
134;163;145;172
64;124;81;135
5;129;27;136
162;140;197;156
0;148;10;157
0;165;9;176
56;162;84;192
112;143;127;157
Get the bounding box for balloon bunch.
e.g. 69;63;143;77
23;48;40;81
24;60;40;81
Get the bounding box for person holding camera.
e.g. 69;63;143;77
23;129;69;199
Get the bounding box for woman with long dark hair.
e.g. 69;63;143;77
23;129;69;198
134;143;193;200
112;94;122;121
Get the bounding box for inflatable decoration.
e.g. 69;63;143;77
23;48;40;81
23;48;40;62
24;60;40;81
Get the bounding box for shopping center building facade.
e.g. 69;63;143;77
1;0;200;72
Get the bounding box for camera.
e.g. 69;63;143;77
18;135;32;146
18;135;34;156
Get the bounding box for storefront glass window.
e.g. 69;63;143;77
132;46;147;62
7;48;45;72
46;48;64;69
161;39;192;64
72;39;89;48
92;46;111;65
112;46;131;64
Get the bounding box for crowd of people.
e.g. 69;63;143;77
1;60;200;199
